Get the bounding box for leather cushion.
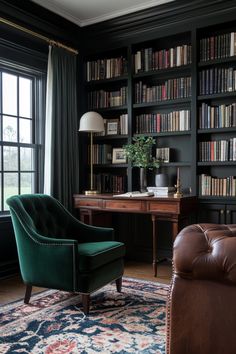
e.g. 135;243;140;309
77;241;125;272
174;223;236;284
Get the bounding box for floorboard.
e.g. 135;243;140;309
0;261;172;305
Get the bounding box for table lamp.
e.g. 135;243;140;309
79;111;104;195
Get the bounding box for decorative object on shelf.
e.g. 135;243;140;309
174;168;183;198
107;119;119;135
79;111;104;195
123;136;161;192
112;148;126;164
155;173;169;187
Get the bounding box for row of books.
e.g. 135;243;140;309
199;138;236;162
199;32;236;62
147;186;176;196
93;173;126;193
199;102;236;129
199;67;236;95
135;110;190;133
86;57;128;81
134;44;192;73
88;87;127;109
199;174;236;197
135;77;191;103
88;144;112;164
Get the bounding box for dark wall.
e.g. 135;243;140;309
0;0;236;274
0;0;81;278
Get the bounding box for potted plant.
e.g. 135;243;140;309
123;136;161;192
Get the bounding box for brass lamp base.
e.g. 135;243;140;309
85;190;100;195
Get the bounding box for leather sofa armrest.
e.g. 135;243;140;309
173;223;236;285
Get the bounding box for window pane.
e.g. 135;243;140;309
21;172;34;194
20;147;34;171
3;173;18;210
3;116;17;142
3;146;18;171
2;73;17;116
19;77;32;118
20;118;32;143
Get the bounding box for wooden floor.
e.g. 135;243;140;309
0;261;172;305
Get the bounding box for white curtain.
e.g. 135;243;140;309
44;46;53;195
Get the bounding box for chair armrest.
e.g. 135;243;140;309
68;217;115;242
20;228;78;292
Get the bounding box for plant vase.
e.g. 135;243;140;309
140;167;147;192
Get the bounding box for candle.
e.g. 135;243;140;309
177;167;180;180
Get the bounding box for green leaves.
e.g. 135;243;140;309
123;136;161;169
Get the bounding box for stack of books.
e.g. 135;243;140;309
147;186;176;196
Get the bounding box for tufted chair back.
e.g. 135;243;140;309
7;194;72;238
167;223;236;354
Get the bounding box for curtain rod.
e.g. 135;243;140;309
0;16;78;55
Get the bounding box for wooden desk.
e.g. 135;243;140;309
73;194;197;276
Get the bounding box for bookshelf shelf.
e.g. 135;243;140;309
93;164;128;168
94;135;128;141
93;106;128;112
133;98;191;109
134;131;191;137
198;92;236;100
86;75;128;85
198;55;236;67
162;162;191;167
198;127;236;134
198;161;236;166
133;65;191;79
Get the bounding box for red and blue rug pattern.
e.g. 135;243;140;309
0;278;169;354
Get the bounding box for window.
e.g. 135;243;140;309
0;67;44;212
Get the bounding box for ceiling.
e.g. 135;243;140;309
31;0;174;27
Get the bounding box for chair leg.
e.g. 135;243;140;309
24;285;32;304
116;277;122;292
82;294;90;315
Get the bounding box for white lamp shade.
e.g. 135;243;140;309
79;111;104;132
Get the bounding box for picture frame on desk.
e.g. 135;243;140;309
112;148;126;164
107;119;119;135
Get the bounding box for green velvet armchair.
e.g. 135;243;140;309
6;194;125;314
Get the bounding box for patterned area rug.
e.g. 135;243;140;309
0;277;169;354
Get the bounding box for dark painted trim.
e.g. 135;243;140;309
0;0;81;49
81;0;236;50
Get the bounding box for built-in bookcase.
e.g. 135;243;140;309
83;48;129;193
197;21;236;200
81;23;236;205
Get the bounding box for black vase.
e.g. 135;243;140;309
139;168;147;192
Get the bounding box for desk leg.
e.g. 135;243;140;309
151;215;158;277
172;217;180;242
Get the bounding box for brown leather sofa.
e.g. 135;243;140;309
166;223;236;354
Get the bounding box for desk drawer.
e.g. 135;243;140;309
105;200;142;211
75;199;100;208
148;201;179;213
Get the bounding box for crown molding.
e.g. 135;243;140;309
81;0;236;49
80;0;174;27
31;0;174;27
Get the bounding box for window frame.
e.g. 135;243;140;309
0;62;45;214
